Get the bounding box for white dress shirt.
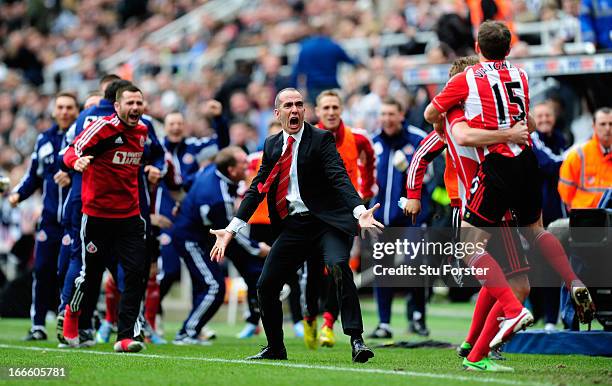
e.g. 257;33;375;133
227;126;366;234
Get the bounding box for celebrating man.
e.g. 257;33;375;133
210;88;383;363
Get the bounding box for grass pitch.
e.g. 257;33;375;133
0;300;610;386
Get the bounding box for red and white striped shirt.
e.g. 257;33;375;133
432;60;531;158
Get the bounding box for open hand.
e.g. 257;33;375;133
359;203;384;238
209;229;234;262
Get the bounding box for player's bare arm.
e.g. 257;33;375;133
452;120;530;147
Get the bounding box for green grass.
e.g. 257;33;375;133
0;300;610;386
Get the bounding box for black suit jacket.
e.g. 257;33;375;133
236;122;363;236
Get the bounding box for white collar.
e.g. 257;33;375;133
282;124;305;144
215;169;236;185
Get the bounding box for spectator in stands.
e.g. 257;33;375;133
558;107;612;209
291;17;359;104
580;0;612;50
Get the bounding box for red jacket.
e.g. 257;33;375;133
63;114;148;218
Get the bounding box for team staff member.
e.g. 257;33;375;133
56;75;122;345
211;88;382;363
558;107;612;210
155;110;220;317
9;92;78;341
369;97;431;339
171;146;270;345
303;89;377;348
62;85;149;353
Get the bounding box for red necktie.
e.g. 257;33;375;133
257;135;296;219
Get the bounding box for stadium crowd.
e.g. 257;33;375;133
0;0;610;368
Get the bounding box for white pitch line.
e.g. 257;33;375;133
0;344;547;386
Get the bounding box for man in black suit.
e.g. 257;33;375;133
210;88;383;362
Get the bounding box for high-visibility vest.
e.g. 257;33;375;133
558;135;612;209
247;152;270;225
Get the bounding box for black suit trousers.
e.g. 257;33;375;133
257;214;363;349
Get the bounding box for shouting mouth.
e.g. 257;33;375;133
289;117;300;127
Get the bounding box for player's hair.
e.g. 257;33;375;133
116;84;143;102
99;74;121;90
593;107;611;123
215;146;244;174
104;80;132;102
164;111;184;125
55;91;78;106
274;87;301;109
268;120;281;130
381;96;404;112
448;56;479;78
477;21;511;60
315;89;343;107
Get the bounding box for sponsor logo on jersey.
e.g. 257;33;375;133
86;242;98;254
114;137;124;145
112;151;143;165
182;153;194;165
37;230;47;242
62;234;72;246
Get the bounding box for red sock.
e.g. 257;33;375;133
470;252;523;318
145;277;160;329
534;231;578;288
465;287;496;345
105;277;120;324
64;305;80;339
322;311;335;329
467;301;504;362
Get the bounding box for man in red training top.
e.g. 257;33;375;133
62;84;149;353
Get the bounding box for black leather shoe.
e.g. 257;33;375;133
351;338;374;363
246;346;288;360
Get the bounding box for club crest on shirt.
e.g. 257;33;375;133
140;136;145;147
159;233;172;246
182;153;194;165
37;230;47;242
62;234;72;246
86;242;98;254
402;144;415;155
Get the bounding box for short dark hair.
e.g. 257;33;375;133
104;80;132;102
99;74;121;91
449;56;479;78
477;21;511;60
116;84;143;102
274;87;301;109
381;96;404;112
594;107;612;123
214;146;243;174
315;89;343;107
55;91;78;106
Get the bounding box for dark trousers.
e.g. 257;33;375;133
31;222;62;327
250;223;302;323
257;215;363;349
69;215;147;340
174;238;225;338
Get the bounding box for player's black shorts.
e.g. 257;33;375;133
464;146;542;228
